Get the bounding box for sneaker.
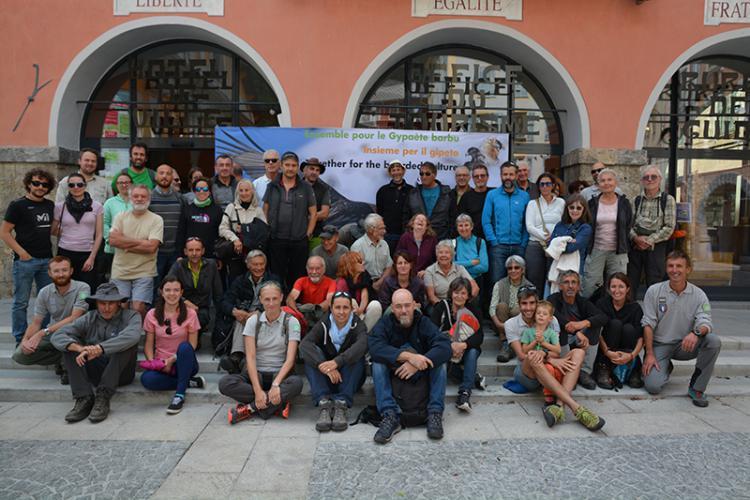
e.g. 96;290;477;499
316;400;333;432
474;373;487;391
455;391;472;412
688;387;709;408
595;363;614;390
228;403;254;425
189;376;206;389
167;395;185;415
496;342;514;363
426;412;444;440
574;406;605;431
279;401;291;419
373;411;402;444
331;400;349;432
88;388;112;423
65;395;95;423
543;404;565;428
543;395;556;407
219;353;244;374
577;371;597;390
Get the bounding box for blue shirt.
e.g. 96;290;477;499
421;185;440;217
481;187;530;247
453;235;489;279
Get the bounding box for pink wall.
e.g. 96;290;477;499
1;0;745;149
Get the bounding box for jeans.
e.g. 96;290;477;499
448;348;480;394
140;342;200;395
372;361;447;415
304;357;366;407
489;244;525;284
11;257;52;342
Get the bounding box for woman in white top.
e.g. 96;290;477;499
219;179;268;282
524;173;565;294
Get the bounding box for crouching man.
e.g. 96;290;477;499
368;289;451;443
51;282;141;423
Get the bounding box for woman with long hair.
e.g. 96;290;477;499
141;276;205;414
395;213;438;276
378;251;427;311
525;172;565;293
336;251;382;331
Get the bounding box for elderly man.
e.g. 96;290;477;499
490;255;533;362
51;282;141;423
57;148;112;205
369;289;451;443
253;149;280;202
580;161;623;201
642;251;720;407
109;184;164;318
376;159;414;253
212;154;237;210
12;256;90;384
516;161;539;200
287;256;336;329
628;165;676;289
351;213;393;291
403;161;452;240
150;164;185;288
311;225;348;279
547;270;608;390
302;157;331;250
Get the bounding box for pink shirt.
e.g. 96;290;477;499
594;200;618;251
143;308;200;360
54;201;103;252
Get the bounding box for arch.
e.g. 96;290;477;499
49;17;291;149
342;20;590;153
635;28;750;149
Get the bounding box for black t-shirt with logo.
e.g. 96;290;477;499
3;196;54;260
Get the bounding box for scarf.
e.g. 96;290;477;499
194;197;212;208
328;313;353;352
240;201;252;210
65;192;93;223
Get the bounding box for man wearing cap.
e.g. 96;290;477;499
263;151;317;289
51;282;142;423
253;150;280;202
312;225;348;279
302;157;331;250
376;160;413;253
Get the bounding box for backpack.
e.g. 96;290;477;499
212;310;290;358
391;372;430;427
634;191;668;216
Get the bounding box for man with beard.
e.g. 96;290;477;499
376;160;413;253
302;157;331;250
286;256;336;329
516;162;539;200
150;164;185;287
482;161;530;283
112;143;155;192
109;185;164;319
57;148;113;205
12;256;90;384
368;289;451;443
212;154;238;210
253;150;280;202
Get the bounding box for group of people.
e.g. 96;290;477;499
0;146;721;444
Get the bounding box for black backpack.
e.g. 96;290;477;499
391;373;430;427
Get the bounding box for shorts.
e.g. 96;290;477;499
513;363;541;391
111;277;153;304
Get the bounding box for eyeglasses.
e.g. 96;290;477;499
539;181;554;187
332;291;352;300
116;180;132;185
68;182;86;188
419;171;433;177
193;186;210;193
30;180;51;189
164;319;172;336
264;158;279;163
642;174;659;181
591;168;603;175
473;173;488;178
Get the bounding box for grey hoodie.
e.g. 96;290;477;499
51;308;142;354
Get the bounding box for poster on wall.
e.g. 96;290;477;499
215;126;509;227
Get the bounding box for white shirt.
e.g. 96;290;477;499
253;175;274;203
525;196;565;243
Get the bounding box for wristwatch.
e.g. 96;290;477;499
271;383;281;388
43;328;50;336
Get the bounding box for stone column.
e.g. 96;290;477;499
561;148;648;200
0;147;78;298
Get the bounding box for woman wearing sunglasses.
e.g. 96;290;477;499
52;173;103;290
549;194;593;283
176;177;223;258
141;276;205;414
524;173;565;294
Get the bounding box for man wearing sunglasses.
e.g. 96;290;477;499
580;161;623;202
628;165;676;289
1;169;57;344
403;161;452;240
56;148;113;205
253;149;280;202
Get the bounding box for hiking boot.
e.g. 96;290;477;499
496;342;514;363
577;371;597;390
574;406;605;431
373;411;402;444
189;376;206;389
315;399;333;432
331;400;349;432
65;395;94;423
219;353;243;374
595;363;614;390
627;364;644;388
426;412;444;440
543;404;565;428
167;395;185;415
228;403;255;425
88;388;113;423
456;391;472;412
688;387;709;408
474;372;487;391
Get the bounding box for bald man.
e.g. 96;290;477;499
581;162;623;201
253;149;280;202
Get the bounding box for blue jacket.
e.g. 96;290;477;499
368;311;451;367
550;221;592;275
481;187;530;248
453;235;489;279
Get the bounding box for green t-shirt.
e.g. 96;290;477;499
520;326;559;352
112;167;155;193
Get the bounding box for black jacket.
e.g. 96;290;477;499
588;193;633;255
453;188;490;239
403;181;452;240
547;292;608;346
429;299;484;352
168;258;223;310
220;270;281;318
595;296;644;344
264;175;316;240
175;201;224;257
300;314;368;369
376;180;414;234
368;310;451;367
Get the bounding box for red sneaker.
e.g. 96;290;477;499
228;404;254;425
279;401;291;419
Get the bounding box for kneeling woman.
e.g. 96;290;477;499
430;277;484;412
219;281;303;423
141;277;205;414
301;291;368;432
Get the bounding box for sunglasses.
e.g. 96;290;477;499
264;158;279;163
193;186;210;193
30;180;51;189
186;236;203;244
473;173;488;178
419;171;433;177
68;182;86;188
164;318;172;336
539;181;554;187
568;205;584;211
642;174;659;181
591;168;603;175
507;266;523;271
517;285;538;298
332;291;352;300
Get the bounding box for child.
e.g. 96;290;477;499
520;301;561;404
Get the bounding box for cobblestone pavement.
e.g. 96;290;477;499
0;440;188;499
308;432;750;499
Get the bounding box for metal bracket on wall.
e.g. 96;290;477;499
12;64;53;132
